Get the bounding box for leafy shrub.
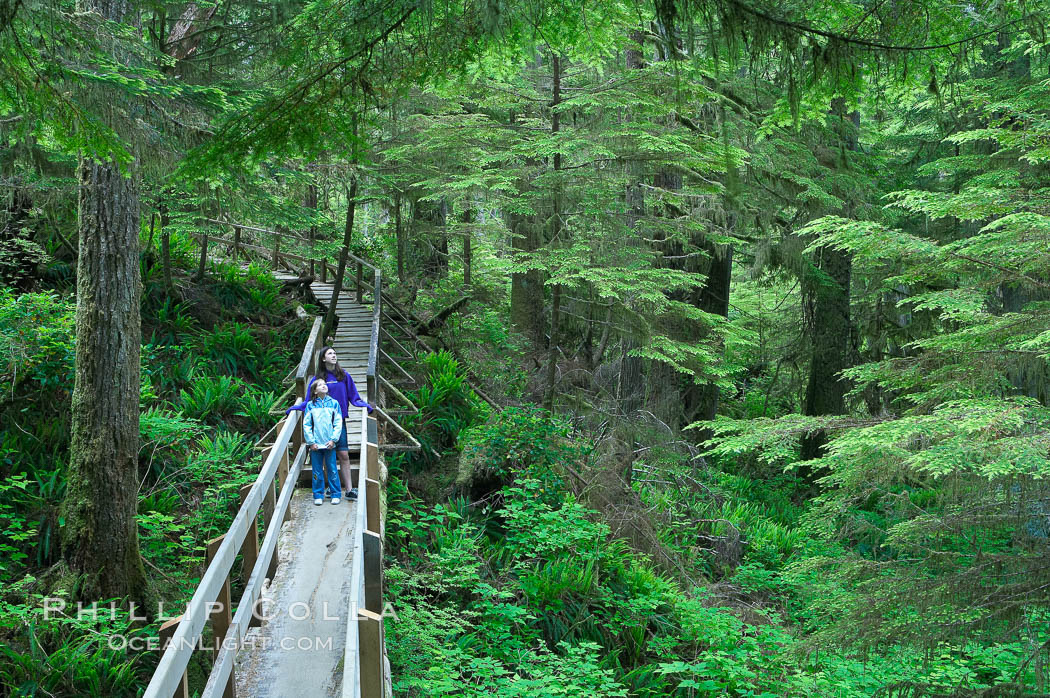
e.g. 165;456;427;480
0;290;75;396
399;351;486;469
238;389;278;432
187;431;254;479
0;591;143;697
139;406;203;481
0;474;37;581
193;322;260;378
183;431;258;540
147;298;198;346
144;347;201;400
138;488;180;516
178;375;244;422
247;285;281;313
455;406;574;502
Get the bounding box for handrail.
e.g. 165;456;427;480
144;413;300;698
367;266;381;400
295;317;325;387
203;218;314;244
200;443;307;698
341;407;369;697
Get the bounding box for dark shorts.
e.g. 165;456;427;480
336;423;349;452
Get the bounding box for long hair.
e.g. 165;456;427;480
317;345;348;383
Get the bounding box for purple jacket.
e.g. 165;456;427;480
286;369;373;418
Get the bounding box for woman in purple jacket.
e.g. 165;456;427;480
287;346;373;499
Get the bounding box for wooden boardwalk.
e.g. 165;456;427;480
145;230;392;698
232;274;376;695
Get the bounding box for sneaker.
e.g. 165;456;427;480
314;499;323;506
347;488;358;501
331;497;340;505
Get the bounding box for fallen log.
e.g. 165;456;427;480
416;295;471;335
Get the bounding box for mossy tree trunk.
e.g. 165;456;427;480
509;206;544;344
61;156;148;604
800;104;857;462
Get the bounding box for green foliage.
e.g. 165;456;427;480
456;406;575;502
0;475;37;582
146;298;198;346
178;374;245;422
193;322;261;378
0;605;142;697
400;351;486;468
237;388;279;432
0;290;75;396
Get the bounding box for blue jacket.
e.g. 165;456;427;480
286;370;373;418
303;396;343;447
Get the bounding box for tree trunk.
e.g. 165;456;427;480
509;209;544;343
685;106;737;435
415;197;448;278
62;157;148;604
544;54;563;410
160;203;173;293
60;0;148;605
615;30;647;411
461;207;473;287
395;192;405;283
800;103;856;461
800;246;851;459
324;176;359;340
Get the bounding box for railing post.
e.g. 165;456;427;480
363;530;383;614
238;483;260;586
358;610;385;698
197;232;208;281
205;536;236;698
233;225;241;259
366;416;379;482
356;261;363;303
366;478;381;535
320;261;327;283
260;447;279;583
280;442;291;523
158;616;190;698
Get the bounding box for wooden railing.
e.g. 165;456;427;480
144;409;305;698
144;223;389;698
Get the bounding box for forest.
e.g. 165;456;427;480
2;0;1050;695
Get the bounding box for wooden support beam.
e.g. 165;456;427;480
379;348;414;383
378;374;417;411
363;530;383;613
365;478;381;535
238;484;260;588
157;616;189;698
261;474;277;584
366;423;379;482
280;444;291;524
204;537;236;698
358;610;385;698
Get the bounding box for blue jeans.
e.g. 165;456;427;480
310;448;341;500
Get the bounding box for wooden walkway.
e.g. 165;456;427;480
232;275;377;694
146;228;393;698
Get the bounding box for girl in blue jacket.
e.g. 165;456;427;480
303;380;343;505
